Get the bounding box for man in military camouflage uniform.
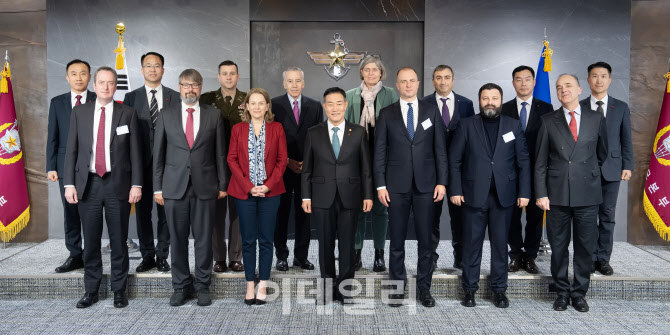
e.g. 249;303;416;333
199;60;246;273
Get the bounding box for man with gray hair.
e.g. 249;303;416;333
272;66;324;271
154;69;229;307
64;66;143;308
535;73;608;313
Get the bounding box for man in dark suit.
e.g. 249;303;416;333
420;64;475;271
63;66;143;308
502;65;554;274
535;74;608;313
272;67;323;272
375;67;447;308
302;87;373;304
47;59;96;273
582;62;633;276
449;83;531;308
123;52;180;273
154;69;228;307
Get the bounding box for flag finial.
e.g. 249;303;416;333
544;27;547;41
1;51;10;93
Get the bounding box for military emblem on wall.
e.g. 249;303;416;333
307;33;367;81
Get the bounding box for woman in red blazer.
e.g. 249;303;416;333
227;87;287;305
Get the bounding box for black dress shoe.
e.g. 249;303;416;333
170;286;194;306
293;258;315;270
571;296;589;312
388;293;404;307
524;257;540;274
255;298;266;305
373;249;386;272
135;257;157;272
508;257;522;272
55;256;84;273
354;249;362;271
197;288;212;306
417;290;435;307
244;298;256;305
156;258;170;272
114;290;128;308
461;291;476;307
76;292;99;308
276;259;289;271
213;261;227;273
553;295;569;311
597;260;614;276
493;291;509;308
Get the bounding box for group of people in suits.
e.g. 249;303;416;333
47;51;632;312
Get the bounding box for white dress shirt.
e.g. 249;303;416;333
327;119;344;146
399;97;419;131
182;102;200;139
146;84;164;111
563;105;582;136
71;90;87;108
590;95;609;118
516;96;534;128
89;101;114;173
435;91;455;120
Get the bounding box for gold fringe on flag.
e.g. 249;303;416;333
643;191;670;241
542;40;553;72
664;72;670;93
1;62;10;93
0;206;29;242
114;35;126;70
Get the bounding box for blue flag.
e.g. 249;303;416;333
533;45;552;104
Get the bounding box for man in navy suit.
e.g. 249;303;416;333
420;64;474;271
502;65;554;274
46;59;96;273
375;67;447;307
450;83;531;308
123;52;181;273
582;62;633;276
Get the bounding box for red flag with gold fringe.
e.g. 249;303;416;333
0;58;30;242
644;66;670;241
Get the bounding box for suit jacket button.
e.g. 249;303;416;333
568;161;571;164
491;161;494;164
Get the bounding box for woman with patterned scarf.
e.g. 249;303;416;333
227;88;287;305
344;55;398;272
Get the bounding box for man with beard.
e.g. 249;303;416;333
449;83;531;308
154;69;228;306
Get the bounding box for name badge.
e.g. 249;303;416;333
116;125;129;135
421;119;432;130
503;131;515;143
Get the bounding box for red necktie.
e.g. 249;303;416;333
185;108;195;148
95;107;107;177
568;111;578;142
75;95;82;106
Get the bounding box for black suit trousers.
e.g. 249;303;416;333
58;178;82;258
508;201;544;260
432;199;463;265
388;182;435;292
313;191;359;299
275;170;311;260
595;179;620;262
78;174;131;293
547;204;597;298
135;164;170;259
461;193;513;293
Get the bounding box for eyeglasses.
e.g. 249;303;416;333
143;64;162;69
180;83;200;89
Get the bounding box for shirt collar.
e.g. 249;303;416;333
400;97;419;108
94;99;113;112
516;96;533;106
182;101;200;112
145;84;162;94
327;119;345;131
287;94;302;106
590;94;608;107
435;91;454;101
563;104;582;115
71;90;87;101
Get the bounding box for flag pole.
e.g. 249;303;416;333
2;50;6;249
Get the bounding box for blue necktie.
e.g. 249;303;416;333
332;126;340;158
407;103;415;140
520;102;528;133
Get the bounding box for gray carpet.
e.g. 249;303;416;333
0;297;668;334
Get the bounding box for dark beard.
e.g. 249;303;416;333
479;104;502;118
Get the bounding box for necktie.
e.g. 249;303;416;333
185;108;195;148
75;95;82;106
407;102;415;140
596;101;605;117
293;100;300;125
520;102;528;133
150;89;159;125
568;111;578;142
440;98;450;127
95;107;107;177
224;96;232;107
332;126;340;158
